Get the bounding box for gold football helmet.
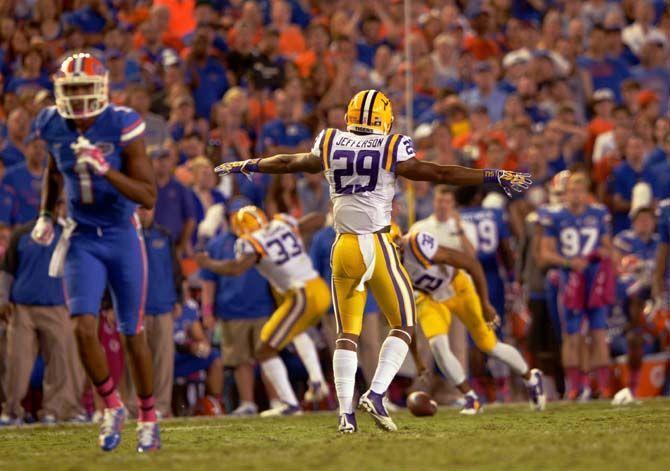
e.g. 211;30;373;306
231;206;268;236
345;89;394;135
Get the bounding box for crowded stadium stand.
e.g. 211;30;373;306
0;0;669;430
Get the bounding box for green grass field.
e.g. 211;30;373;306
1;400;669;471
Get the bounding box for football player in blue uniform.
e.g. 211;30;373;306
30;54;160;452
539;172;614;400
456;186;515;401
611;206;659;398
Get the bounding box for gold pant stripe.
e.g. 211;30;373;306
377;233;415;326
331;274;343;333
268;288;306;349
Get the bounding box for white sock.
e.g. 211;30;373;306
489;342;529;377
333;349;358;414
293;332;325;384
428;334;466;385
370;335;409;395
261;357;298;406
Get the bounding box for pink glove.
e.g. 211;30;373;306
71;136;110;175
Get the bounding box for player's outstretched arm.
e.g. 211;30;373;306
395;159;532;197
194;251;256;276
106;138;157;209
214;152;323;176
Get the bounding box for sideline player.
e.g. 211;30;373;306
31;53;159;452
215;89;532;432
401;228;545;414
539;172;614;399
195;206;330;416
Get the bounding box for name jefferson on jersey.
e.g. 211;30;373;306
311;128;415;234
235;214;319;292
403;230;456;302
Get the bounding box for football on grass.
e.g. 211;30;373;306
407;391;438;417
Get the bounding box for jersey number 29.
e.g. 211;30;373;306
333;150;380;194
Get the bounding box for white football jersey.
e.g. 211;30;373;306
236;214;318;293
403;230;456;302
411;215;478;251
311;128;416;234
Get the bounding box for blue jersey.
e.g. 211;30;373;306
540;203;611;259
460;206;510;273
3;163;41;224
31;105;146;228
173;299;200;347
613;229;659;261
0;183;17;225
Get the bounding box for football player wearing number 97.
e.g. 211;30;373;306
539;172;614;400
30;53;160;452
214;89;532;433
194;206;331;417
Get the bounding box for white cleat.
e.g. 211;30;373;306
259;403;303;417
358;390;397;432
527;368;547;411
577;386;592;403
611;387;639;406
459;392;483;415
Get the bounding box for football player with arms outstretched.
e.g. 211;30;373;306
215;90;532;432
195;206;331;416
31;54;159;452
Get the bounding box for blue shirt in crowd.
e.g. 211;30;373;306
143;223;182;315
576;56;630;103
199;231;275;320
188;56;229;119
0;143;25;168
257;119;311;154
0;184;17;226
155;177;196;243
3;163;41;224
1;221;64;306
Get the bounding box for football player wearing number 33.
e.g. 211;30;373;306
195;207;331;417
30;53;160;452
215;89;533;433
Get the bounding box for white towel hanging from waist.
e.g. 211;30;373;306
355;234;376;292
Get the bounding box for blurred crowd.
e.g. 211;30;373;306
1;0;670;423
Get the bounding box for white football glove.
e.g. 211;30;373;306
214;158;260;181
31;215;55;246
71;136;110;175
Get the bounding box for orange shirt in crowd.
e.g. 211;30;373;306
294;49;335;79
153;0;196;39
248;97;277;129
585;117;614;160
463;34;501;60
118;6;150;29
278;25;306;58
